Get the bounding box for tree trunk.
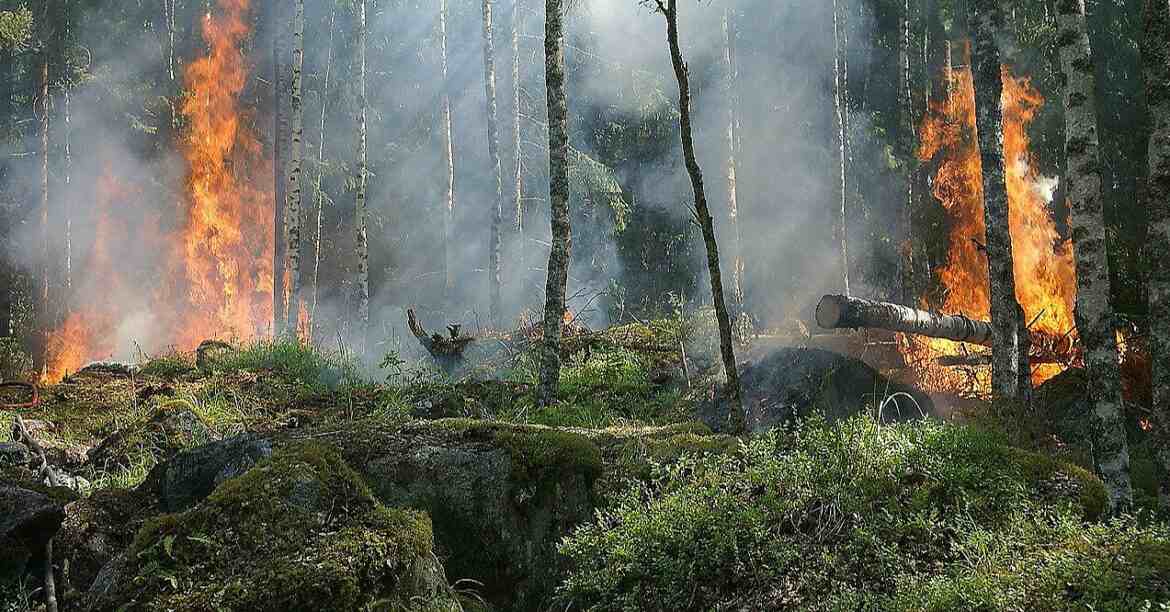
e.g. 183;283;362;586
284;0;305;337
1056;0;1133;512
483;0;505;328
970;0;1025;400
1142;0;1170;508
37;19;49;371
898;0;916;304
722;5;744;313
538;0;571;406
658;0;746;434
310;0;338;339
272;3;288;336
512;0;525;292
832;0;851;296
355;0;370;352
441;0;457;299
816;294;993;344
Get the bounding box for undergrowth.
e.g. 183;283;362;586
556;416;1163;611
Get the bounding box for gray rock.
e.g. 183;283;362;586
0;483;66;588
140;434;272;512
0;442;29;467
703;347;935;432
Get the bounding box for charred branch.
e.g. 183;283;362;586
406;308;475;360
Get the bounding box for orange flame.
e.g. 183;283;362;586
42;0;272;382
905;43;1077;393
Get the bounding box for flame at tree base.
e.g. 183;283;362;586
903;43;1078;396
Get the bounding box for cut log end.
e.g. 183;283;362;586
815;294;848;329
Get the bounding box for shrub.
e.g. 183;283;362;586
206;338;358;390
556;417;1152;611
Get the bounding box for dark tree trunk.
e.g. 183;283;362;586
538;0;571;406
483;0;505;328
656;0;746;434
970;0;1026;400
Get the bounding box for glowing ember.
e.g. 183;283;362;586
42;0;272;382
904;43;1078;394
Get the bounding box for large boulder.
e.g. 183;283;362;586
0;481;68;592
704;347;934;432
56;487;157;602
344;419;603;611
139;433;272;512
84;443;457;611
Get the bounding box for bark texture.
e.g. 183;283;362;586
310;0;338;337
657;0;746;434
1057;0;1132;511
970;0;1025;399
832;0;851;296
723;6;744;312
483;0;505;328
272;1;289;335
441;0;457;297
816;294;993;344
1142;0;1170;508
284;0;306;336
538;0;571;406
355;0;370;350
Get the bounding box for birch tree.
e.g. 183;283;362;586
355;0;370;352
970;0;1025;400
653;0;746;434
441;0;457;297
1057;0;1132;511
512;0;525;289
1143;0;1170;507
284;0;306;336
273;0;289;335
832;0;851;296
483;0;504;328
538;0;571;406
310;0;338;336
722;5;744;313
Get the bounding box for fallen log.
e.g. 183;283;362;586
816;294;1077;363
816;294;993;345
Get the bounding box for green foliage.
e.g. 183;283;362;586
0;8;31;50
203;338;358;391
138;352;197;379
557;417;1137;611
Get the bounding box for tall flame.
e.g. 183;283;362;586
907;43;1077;393
41;0;272;382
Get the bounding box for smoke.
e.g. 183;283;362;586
3;0;906;371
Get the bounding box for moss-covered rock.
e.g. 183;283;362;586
139;433;272;512
340;419;602;611
87;403;215;471
56;487;157;603
0;480;68;597
84;443;458;611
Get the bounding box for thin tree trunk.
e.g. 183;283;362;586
722;5;744;314
1142;0;1170;508
355;0;370;353
899;0;915;303
284;0;305;336
538;0;570;406
44;539;56;612
832;0;851;296
657;0;746;434
512;0;524;292
970;0;1025;400
483;0;505;328
272;3;288;336
1056;0;1133;512
441;0;457;298
310;0;338;338
38;30;49;372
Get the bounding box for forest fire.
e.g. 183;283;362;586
41;0;271;382
905;45;1078;394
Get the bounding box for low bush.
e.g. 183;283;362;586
556;417;1165;611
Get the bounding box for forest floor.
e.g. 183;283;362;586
1;315;1169;611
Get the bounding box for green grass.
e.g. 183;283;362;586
138;351;197;379
204;338;359;391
